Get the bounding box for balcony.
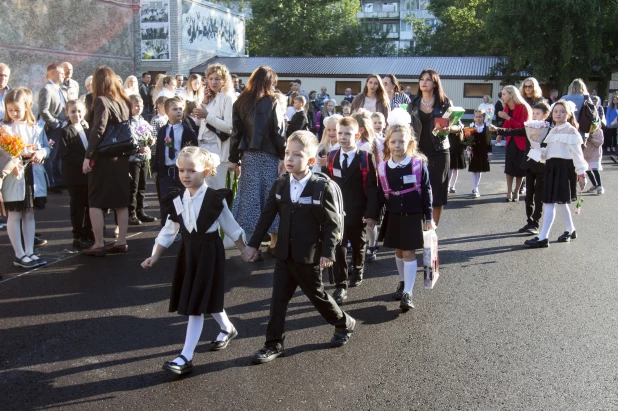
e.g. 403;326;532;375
356;11;400;19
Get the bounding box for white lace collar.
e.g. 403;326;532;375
387;155;411;169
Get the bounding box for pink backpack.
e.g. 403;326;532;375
377;157;422;198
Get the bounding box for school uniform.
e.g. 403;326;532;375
152;121;198;225
468;125;492;173
156;184;244;315
248;172;354;348
129;115;153;220
285;110;309;137
59;122;93;241
378;156;433;251
322;148;378;288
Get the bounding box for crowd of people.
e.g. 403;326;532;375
0;59;615;374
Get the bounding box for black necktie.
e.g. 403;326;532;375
342;153;349;177
168;125;176;160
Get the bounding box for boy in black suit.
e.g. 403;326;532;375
285;96;309;137
243;131;356;364
58;99;94;249
323;117;378;304
151;96;198;225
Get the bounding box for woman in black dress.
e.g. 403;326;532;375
82;66;131;256
407;69;462;226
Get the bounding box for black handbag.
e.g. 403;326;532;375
205;122;231;142
96;97;138;157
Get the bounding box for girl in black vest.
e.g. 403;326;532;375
141;146;247;375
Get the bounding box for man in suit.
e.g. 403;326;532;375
323;117;378;304
152;96;198;225
243;131;356;364
139;72;152;120
39;63;67;192
60;62;79;100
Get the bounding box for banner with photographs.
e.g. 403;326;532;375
140;1;171;61
181;1;245;57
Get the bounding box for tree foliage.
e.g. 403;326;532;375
246;0;395;56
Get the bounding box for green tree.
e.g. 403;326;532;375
246;0;395;56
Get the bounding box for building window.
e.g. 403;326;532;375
364;3;374;12
400;82;419;95
382;23;398;34
336;81;362;95
464;83;493;98
278;80;295;94
382;2;398;13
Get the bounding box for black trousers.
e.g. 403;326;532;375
333;219;367;290
157;165;184;226
129;160;147;217
603;127;616;148
525;170;544;227
265;258;352;347
67;184;92;239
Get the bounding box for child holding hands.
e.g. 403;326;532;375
142;146;247;375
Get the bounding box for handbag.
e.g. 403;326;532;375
205;122;231;142
96;97;138;157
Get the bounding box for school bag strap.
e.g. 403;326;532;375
327;149;340;177
377;157;422;199
358;150;370;196
161;187;184;222
312;171;345;244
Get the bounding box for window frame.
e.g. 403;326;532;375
463;83;493;99
335;81;362;95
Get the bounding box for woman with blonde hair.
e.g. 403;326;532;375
562;78;591;117
193;64;236;189
150;73;164;106
519;77;545;106
495;85;532;201
178;73;204;102
351;74;390;118
123;75;139;96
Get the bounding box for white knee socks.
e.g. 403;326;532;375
366;225;377;248
7;211;35;260
175;314;204;364
555;203;574;234
538;203;556;241
395;256;404;281
22;211;35;256
472;172;482;191
448;169;459;189
403;260;417;295
211;310;234;341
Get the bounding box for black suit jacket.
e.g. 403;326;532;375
248;174;340;264
151;122;198;174
59;123;89;186
322;149;378;223
286;110;309;137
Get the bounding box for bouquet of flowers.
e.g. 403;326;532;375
524;120;551;144
135;121;155;147
0;127;25;158
462;127;477;147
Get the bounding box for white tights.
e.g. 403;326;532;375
448;169;459;189
538;203;574;241
472;172;482;191
7;210;35;259
173;310;234;364
366;225;378;248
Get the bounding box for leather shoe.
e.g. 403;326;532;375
349;274;363;287
209;327;238;351
72;238;94;249
524;237;549;248
400;292;414;312
252;344;284;364
333;288;347;305
557;230;577;242
137;213;157;223
330;317;356;348
34;237;48;247
162;354;193;375
104;243;128;254
82;246;106;257
393;281;404;300
128;216;142;226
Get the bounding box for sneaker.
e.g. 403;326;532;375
128;216;142;225
393;281;404;300
525;225;540;235
137;213;157;223
472;190;480;198
586;185;598;193
518;223;532;233
448;187;456;193
597;186;605;195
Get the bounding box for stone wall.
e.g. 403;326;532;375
0;0;138;112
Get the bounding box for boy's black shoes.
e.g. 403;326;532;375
252;344;284;364
128;216;143;225
365;246;377;262
330;317;356;348
333;288;347;305
518;223;540;235
137;212;157;223
524;237;549;248
400;293;414;312
73;237;94;249
393;281;404;300
34;237;47;247
557;230;577;242
349;274;363;287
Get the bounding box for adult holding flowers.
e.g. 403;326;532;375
495;85;532;201
228;66;285;259
193;64;235;189
82;66;132;257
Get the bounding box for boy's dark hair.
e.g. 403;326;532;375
164;96;184;112
142;72;150;78
231;74;239;80
340;100;351;108
293;79;302;85
294;95;306;105
65;99;84;111
129;94;143;104
533;101;550;114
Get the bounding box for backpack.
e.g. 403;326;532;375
377;157;423;198
578;95;601;134
314;111;322;132
326;149;371;196
275;172;345;244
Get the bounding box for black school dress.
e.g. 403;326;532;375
418;111;450;207
448;132;466;170
468;128;492;173
164;187;232;315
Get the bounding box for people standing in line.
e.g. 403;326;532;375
81;66;132;257
406;69;462;226
525;101;587;249
38;63;67;194
142;146;248;375
322;117;378;304
61;62;80;101
605;95;618;153
193;64;236;189
467;109;493;198
1;88;50;268
242;131;357;364
350;74;391;118
382;74;411;109
377;109;434;310
59;99;94;249
519;77;546;107
228;66;286;260
177;73;204;103
495;85;532;202
477;95;495;126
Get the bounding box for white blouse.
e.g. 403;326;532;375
543;123;588;175
154;183;245;250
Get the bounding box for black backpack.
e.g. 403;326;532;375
578;95;601;134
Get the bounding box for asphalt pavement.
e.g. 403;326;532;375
1;147;618;410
